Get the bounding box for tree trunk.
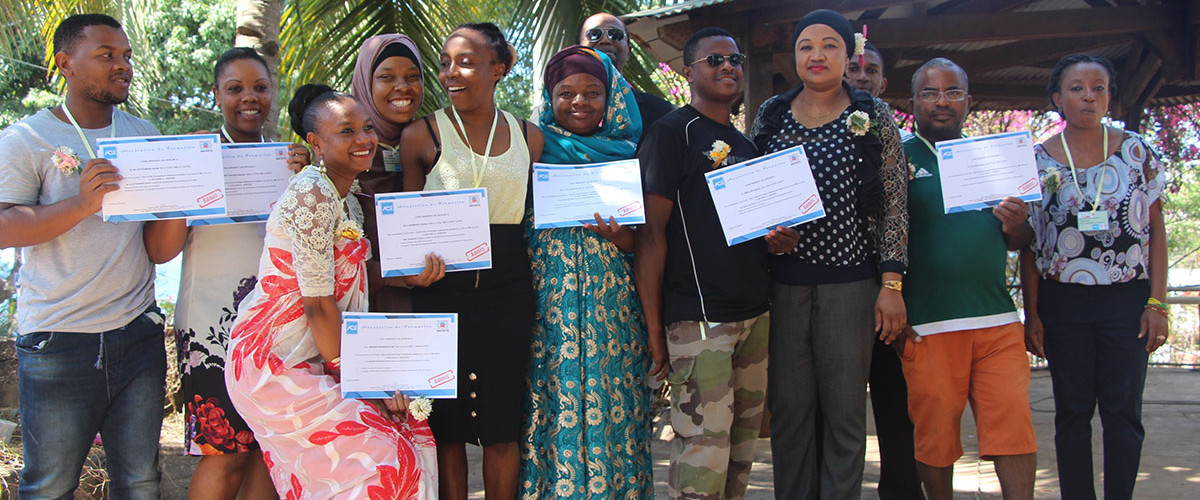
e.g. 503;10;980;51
234;0;283;139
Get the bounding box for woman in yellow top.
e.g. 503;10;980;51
399;22;544;500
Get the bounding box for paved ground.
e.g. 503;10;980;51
160;367;1200;498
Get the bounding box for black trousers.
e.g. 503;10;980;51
868;336;925;500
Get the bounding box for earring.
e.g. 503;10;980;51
316;157;326;172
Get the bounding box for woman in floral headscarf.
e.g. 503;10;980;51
519;45;651;499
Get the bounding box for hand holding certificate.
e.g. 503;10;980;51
340;313;458;399
189;142;294;226
532;159;645;229
375;188;492;276
704;145;826;246
98;134;227;221
935;131;1042;214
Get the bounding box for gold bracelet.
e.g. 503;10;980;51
882;280;903;292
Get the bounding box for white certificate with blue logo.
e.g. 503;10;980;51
188;143;294;226
532;159;645;229
97;134;226;221
340;312;459;399
374;188;492;276
936;131;1042;214
704;145;825;246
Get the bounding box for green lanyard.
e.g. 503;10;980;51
1061;127;1109;211
448;106;499;188
62;103;115;159
915;133;938;155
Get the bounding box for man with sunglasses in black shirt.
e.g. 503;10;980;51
580;13;676;142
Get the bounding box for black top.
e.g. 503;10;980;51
639;105;770;324
633;90;676;143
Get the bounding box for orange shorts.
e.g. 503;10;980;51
900;322;1037;468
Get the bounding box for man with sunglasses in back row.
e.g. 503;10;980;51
580;13;676;142
635;27;799;500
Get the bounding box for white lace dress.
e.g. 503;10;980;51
225;166;436;499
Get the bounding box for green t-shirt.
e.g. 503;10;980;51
902;135;1019;335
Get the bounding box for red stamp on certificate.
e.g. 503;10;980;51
1019;178;1038;194
429;370;455;388
466;242;490;261
618;201;642;216
800;194;819;213
197;189;224;208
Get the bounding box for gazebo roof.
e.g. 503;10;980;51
623;0;1200;123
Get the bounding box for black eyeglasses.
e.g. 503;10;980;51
688;53;747;67
585;28;625;43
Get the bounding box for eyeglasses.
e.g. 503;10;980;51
585;28;625;43
916;89;968;103
688;52;747;67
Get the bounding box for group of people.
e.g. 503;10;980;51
0;7;1168;500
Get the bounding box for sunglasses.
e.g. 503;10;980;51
688;53;747;68
585;28;625;43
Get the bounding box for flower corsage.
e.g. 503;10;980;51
53;146;82;175
846;110;873;136
337;219;363;241
408;396;433;421
707;140;732;168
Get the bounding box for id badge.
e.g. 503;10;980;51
1077;210;1109;232
381;148;401;172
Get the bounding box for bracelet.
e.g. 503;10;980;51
327;356;342;370
1147;297;1167;309
882;280;903;292
1144;304;1168;317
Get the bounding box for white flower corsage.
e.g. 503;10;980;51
908;162;918;182
846;110;872;136
337;219;363;241
408;396;433;421
854;33;867;57
53;146;82;175
707;140;732;168
1041;168;1063;193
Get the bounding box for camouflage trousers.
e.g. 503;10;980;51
666;312;769;500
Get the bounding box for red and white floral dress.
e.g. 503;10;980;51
225;166;436;499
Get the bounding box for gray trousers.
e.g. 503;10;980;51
768;278;877;500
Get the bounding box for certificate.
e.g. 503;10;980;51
98;134;226;221
532;159;645;229
188;143;294;226
936;131;1042;214
704;145;826;246
375;188;492;276
340;312;459;399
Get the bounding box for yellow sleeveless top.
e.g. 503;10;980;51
425;108;530;224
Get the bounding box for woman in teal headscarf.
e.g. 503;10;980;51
520;45;650;499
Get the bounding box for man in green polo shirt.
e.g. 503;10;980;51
898;58;1038;500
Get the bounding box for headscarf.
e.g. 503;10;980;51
350;34;423;145
537;45;642;164
544;49;608;97
792;9;855;58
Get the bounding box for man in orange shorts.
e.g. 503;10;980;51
896;58;1038;500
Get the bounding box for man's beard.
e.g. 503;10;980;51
84;85;128;106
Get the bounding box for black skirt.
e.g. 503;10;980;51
412;224;534;445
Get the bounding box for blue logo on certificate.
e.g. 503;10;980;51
381;202;394;215
437;320;448;329
345;322;358;334
536;171;549;181
713;178;726;190
101;147;117;159
941;148;953;160
469;195;480;205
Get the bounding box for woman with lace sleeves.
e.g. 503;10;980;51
747;10;908;499
224;84;445;500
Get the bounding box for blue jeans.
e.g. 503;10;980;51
1039;279;1149;500
16;309;167;500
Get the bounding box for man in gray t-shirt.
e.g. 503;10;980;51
0;14;167;499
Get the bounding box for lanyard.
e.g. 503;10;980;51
915;133;938;155
1060;127;1108;210
62;103;115;160
449;106;499;188
220;124;264;144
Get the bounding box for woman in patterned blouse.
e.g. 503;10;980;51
748;9;908;499
1020;53;1168;500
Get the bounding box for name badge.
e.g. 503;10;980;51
381;148;401;172
1077;210;1109;232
